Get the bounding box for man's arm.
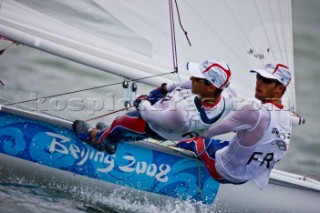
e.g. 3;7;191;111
148;81;192;105
166;80;192;92
203;102;260;138
139;100;190;131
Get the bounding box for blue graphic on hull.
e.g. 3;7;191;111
0;110;219;203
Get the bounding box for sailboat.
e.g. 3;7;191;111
1;0;320;211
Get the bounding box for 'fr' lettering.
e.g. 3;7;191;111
247;152;274;168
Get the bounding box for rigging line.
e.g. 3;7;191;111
5;71;176;107
174;0;192;46
278;0;290;64
184;1;250;70
169;0;193;85
0;42;16;55
183;1;252;92
85;105;134;122
0;97;17;105
4;81;119;107
223;1;255;48
0;96;62;119
269;1;296;111
196;158;203;199
169;0;178;73
223;1;263;68
116;0;200;61
268;0;284;63
253;0;275;62
280;0;295;110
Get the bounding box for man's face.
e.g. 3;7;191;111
190;76;215;99
255;74;282;102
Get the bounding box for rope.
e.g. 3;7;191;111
168;0;192;85
196;157;203;199
5;70;176;107
169;0;178;73
0;41;17;55
168;0;192;73
85;105;134;122
174;0;192;46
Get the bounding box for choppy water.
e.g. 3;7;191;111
1;0;320;212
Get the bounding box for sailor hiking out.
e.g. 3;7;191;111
73;59;236;154
175;63;295;190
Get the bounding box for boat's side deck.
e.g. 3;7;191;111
0;104;198;159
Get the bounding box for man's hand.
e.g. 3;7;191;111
149;83;168;105
133;95;149;110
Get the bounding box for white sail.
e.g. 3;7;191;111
0;0;296;110
2;1;320;211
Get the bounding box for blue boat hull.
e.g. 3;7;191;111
0;106;219;204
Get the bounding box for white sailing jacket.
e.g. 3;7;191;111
210;101;292;190
139;87;235;141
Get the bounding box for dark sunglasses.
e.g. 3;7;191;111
193;77;211;85
256;74;278;84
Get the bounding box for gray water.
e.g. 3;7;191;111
1;0;320;212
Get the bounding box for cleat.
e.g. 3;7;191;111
72;120;93;142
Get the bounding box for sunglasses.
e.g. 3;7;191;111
193;77;212;85
256;74;278;84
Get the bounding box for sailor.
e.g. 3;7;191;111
175;63;295;190
73;59;236;154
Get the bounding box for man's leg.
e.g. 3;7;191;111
93;122;117;155
175;137;229;182
73;110;149;152
96;110;148;145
